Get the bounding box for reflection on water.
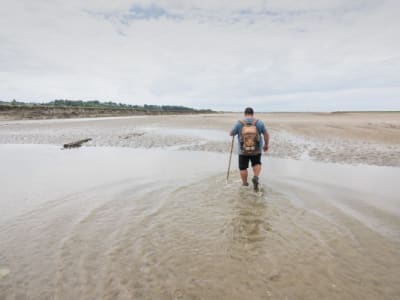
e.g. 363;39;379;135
230;187;270;255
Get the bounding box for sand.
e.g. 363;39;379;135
0;112;399;166
0;113;399;299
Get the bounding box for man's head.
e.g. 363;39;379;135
244;107;254;117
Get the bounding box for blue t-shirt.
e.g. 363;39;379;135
231;118;267;155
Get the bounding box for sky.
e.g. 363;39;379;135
1;0;399;111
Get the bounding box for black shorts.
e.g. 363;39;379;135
239;154;262;171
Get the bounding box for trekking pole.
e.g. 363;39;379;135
226;135;234;184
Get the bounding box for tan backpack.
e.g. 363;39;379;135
239;119;260;155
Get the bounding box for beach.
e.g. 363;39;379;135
0;112;399;299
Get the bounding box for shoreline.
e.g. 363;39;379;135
1;105;399;121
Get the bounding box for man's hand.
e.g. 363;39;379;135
263;144;269;152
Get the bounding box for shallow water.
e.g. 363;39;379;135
0;145;399;299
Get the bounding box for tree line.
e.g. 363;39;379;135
0;99;213;113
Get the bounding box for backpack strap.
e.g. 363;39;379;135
240;119;258;126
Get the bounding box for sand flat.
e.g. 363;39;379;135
0;112;399;166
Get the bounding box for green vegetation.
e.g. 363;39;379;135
0;99;213;113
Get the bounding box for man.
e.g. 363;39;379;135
230;107;269;191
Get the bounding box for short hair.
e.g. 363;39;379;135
244;107;254;115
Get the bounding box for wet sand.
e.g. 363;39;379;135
0;112;399;166
0;113;400;299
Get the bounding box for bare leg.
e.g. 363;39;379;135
252;164;261;191
252;164;261;177
240;170;248;185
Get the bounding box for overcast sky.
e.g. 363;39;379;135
1;0;399;111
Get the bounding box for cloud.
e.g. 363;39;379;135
0;0;399;111
86;0;383;25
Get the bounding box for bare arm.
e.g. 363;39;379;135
263;131;269;152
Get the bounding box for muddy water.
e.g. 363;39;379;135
0;145;400;299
